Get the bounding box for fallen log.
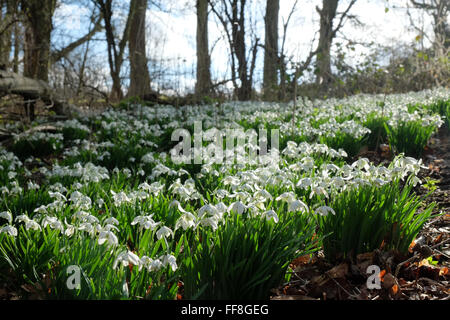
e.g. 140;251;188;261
0;70;82;119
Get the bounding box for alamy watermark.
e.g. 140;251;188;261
170;121;280;165
66;265;81;290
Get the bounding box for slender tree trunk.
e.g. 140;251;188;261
263;0;279;101
128;0;151;98
195;0;212;98
231;0;251;100
315;0;338;88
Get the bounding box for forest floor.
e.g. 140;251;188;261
271;126;450;300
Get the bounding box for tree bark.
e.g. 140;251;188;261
263;0;279;101
21;0;57;82
195;0;212;98
231;0;251;100
95;0;132;101
0;0;16;69
315;0;338;88
128;0;151;98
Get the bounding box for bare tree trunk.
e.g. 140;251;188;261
315;0;338;88
0;0;15;69
195;0;212;98
263;0;279;101
21;0;56;82
95;0;132;101
128;0;151;98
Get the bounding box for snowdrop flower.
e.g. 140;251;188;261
310;185;329;199
263;210;279;223
198;204;218;218
175;212;197;231
0;211;12;224
161;254;178;272
0;225;17;237
139;256;153;271
64;220;75;237
297;178;312;189
41;216;64;232
288;200;309;213
16;215;42;231
149;258;163;272
98;230;119;247
314;206;336;216
253;189;273;201
34;205;48;214
156;226;174;240
131;215;160;230
169;200;188;213
198;216;219;231
113;251;141;269
27;181;40;190
104;217;119;226
228;201;246;214
276;192;296;203
352;158;370;171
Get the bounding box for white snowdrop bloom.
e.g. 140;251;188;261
8;171;17;180
254;189;273;201
198;216;219;231
111;190;131;207
41;216;64;232
102;224;119;232
64;221;75;237
27;181;40;190
410;176;421;187
84;215;100;224
228;201;246;214
48;191;67;202
139;256;154;272
169;200;189;213
161;254;178;272
214;202;228;215
288;200;309;213
17;215;42;231
149;258;163;272
263;210;279;223
331;177;346;189
98;230;119;246
113;251;141;269
131;215;160;230
373;178;389;187
104;217;119;226
222;176;240;186
0;211;12;224
276;192;296;203
78;222;96;236
175;212;197;231
0;225;17;237
297;178;312;189
96;198;105;207
198;204;218;218
315;206;336;216
310;185;329;199
214;189;230;199
72;182;83;190
352;158;370;171
156;226;174;240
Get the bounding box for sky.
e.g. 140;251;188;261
51;0;439;94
